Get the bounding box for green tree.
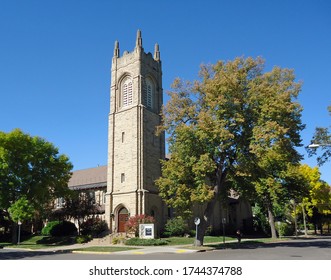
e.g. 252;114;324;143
299;165;331;215
156;57;305;244
298;164;331;233
8;196;34;244
309;105;331;165
62;191;100;234
0;129;73;226
8;196;34;223
252;162;309;238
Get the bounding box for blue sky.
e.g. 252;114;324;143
1;0;330;183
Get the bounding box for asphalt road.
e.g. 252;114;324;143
1;237;331;260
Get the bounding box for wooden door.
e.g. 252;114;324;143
118;213;128;232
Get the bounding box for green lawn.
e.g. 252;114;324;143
1;235;280;251
74;246;138;253
163;236;236;246
2;235;76;249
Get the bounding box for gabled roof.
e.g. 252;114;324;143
68;165;107;190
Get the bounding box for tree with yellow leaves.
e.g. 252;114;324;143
156;57;305;244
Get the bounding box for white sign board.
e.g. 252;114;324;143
139;224;154;239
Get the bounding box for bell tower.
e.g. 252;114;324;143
106;30;166;234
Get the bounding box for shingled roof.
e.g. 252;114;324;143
68;165;107;190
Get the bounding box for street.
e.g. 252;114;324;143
1;237;330;260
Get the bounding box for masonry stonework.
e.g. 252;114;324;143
106;30;166;234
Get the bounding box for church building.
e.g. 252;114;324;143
105;30;166;233
66;31;253;237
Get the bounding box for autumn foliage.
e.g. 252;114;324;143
125;214;155;236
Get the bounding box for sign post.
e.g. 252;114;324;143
194;217;200;246
17;220;22;245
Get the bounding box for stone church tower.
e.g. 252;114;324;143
105;30;166;234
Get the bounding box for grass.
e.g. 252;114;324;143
1;234;281;252
163;236;236;246
73;246;138;253
206;237;289;249
2;235;76;249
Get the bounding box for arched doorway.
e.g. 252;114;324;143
117;207;129;232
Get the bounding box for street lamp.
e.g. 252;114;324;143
308;143;331;148
17;220;22;245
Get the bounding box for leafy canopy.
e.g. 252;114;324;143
8;196;34;223
299;164;331;216
0;129;73;212
156;57;305;241
308;105;331;165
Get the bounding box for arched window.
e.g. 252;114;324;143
144;78;154;109
122;77;133;107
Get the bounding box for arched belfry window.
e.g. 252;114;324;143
122;77;133;107
144;77;154;109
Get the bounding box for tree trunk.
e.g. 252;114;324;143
293;202;298;238
267;206;277;239
195;218;207;246
302;204;308;237
11;222;18;244
195;197;218;246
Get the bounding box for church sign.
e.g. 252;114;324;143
139;224;155;239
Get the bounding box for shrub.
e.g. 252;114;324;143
163;216;189;237
125;214;155;237
76;235;92;244
51;221;77;236
42;221;77;237
80;218;108;237
112;236;126;245
125;238;168;246
276;222;295;237
42;221;60;236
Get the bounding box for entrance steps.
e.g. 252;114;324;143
86;232;127;246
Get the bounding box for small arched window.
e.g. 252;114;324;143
122;77;133;107
144;77;154;109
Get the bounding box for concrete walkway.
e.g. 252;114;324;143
74;245;199;255
3;243;201;255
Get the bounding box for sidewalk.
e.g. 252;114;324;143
3;243;201;255
6;235;321;255
73;245;200;255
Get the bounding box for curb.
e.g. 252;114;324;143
71;250;114;255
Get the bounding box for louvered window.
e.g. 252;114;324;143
122;78;133;107
144;78;153;109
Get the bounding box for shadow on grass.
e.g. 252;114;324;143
4;235;77;249
0;250;70;260
209;237;331;250
36;236;76;246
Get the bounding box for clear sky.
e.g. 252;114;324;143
1;0;330;183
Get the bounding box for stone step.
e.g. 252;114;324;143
86;233;127;246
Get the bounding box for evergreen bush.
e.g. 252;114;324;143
41;221;61;236
42;221;77;237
